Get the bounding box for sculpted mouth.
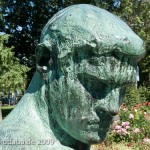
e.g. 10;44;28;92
89;50;140;67
86;124;99;131
84;109;113;133
87;119;100;125
80;117;100;131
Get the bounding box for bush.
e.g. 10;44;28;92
123;86;150;109
108;105;150;143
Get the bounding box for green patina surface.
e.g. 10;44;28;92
0;4;145;150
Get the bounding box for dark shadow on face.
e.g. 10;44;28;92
97;109;113;141
78;73;109;99
78;72;127;107
72;45;96;64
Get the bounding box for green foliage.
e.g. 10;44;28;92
123;86;150;108
138;86;150;102
123;86;141;108
0;34;29;93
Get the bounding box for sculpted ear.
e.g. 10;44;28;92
36;43;53;78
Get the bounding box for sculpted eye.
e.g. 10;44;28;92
88;56;106;66
88;57;98;65
73;47;95;63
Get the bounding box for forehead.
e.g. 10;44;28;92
39;4;145;59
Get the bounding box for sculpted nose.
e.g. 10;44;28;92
110;109;119;116
94;87;121;116
108;89;120;116
95;101;120;117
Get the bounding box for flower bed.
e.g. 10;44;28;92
92;102;150;150
108;102;150;147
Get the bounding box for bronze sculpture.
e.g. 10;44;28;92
0;4;145;150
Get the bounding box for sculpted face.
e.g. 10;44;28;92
36;5;145;144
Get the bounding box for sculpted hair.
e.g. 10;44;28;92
36;4;145;80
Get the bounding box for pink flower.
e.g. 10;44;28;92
115;125;122;130
116;129;122;135
143;138;150;143
121;128;129;135
133;128;140;133
122;121;130;127
129;114;134;119
125;125;130;129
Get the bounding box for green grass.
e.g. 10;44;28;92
1;105;15;109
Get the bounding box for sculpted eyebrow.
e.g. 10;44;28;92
93;50;143;62
111;50;142;62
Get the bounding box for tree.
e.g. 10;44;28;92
0;0;149;86
0;34;29;94
113;0;150;86
0;0;96;82
0;0;59;66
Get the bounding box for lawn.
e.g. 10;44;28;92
92;141;150;150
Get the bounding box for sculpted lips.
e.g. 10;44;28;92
82;113;112;132
82;109;113;141
79;116;100;131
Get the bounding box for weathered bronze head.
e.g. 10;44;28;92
35;4;145;145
